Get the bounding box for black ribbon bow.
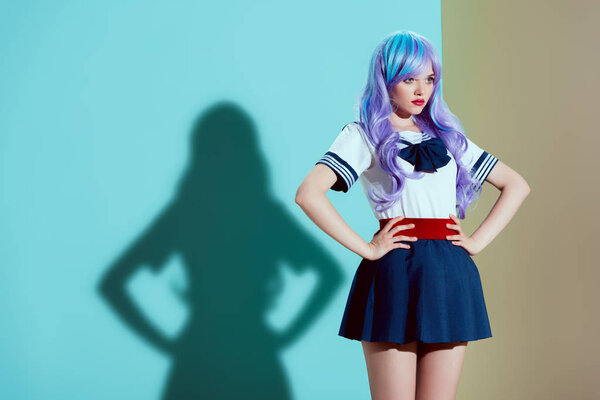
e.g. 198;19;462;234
397;137;451;172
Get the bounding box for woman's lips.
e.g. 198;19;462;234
412;99;425;105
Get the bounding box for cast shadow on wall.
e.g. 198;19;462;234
97;101;345;399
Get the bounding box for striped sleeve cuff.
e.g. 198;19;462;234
315;151;359;193
471;151;499;187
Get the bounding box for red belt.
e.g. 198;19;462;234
378;217;455;240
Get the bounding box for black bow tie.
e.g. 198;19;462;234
397;137;451;172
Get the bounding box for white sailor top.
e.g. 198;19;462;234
315;122;499;220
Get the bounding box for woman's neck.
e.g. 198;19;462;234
390;119;421;132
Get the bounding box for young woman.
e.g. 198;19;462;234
295;30;530;400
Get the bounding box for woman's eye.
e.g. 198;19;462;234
404;77;435;83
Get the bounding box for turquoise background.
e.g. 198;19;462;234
0;1;441;399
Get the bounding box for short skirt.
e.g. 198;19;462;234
338;218;492;345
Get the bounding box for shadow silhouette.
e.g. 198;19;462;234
97;101;345;399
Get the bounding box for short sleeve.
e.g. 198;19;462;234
315;122;373;193
462;136;499;187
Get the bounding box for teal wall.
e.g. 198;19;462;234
0;1;441;399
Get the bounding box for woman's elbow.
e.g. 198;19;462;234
295;185;313;207
513;176;531;196
523;181;531;196
295;188;306;206
518;174;531;195
295;184;325;207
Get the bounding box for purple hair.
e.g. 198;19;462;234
355;30;482;219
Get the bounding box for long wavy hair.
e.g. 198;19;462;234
356;30;481;219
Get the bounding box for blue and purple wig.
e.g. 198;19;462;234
356;30;482;219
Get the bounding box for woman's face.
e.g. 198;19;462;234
389;63;435;118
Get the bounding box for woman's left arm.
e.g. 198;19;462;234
467;160;531;254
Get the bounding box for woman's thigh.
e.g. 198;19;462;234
416;341;468;400
361;340;418;400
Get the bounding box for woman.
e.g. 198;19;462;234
295;30;530;400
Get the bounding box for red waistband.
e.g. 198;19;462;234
378;217;455;239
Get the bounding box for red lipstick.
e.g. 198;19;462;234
412;99;425;106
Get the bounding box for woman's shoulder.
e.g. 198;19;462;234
340;121;376;152
343;120;365;130
339;121;371;142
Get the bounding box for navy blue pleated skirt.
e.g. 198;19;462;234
338;238;492;344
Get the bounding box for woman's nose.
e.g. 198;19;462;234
414;83;424;94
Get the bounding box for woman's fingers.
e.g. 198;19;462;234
390;235;417;249
390;223;415;235
389;224;417;240
380;217;422;251
383;216;406;232
392;236;413;249
392;235;417;242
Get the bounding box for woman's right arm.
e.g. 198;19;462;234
295;164;417;260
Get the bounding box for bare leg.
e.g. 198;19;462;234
361;340;418;400
415;341;468;400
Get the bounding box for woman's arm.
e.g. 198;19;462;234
470;160;531;253
295;164;373;259
295;164;413;260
